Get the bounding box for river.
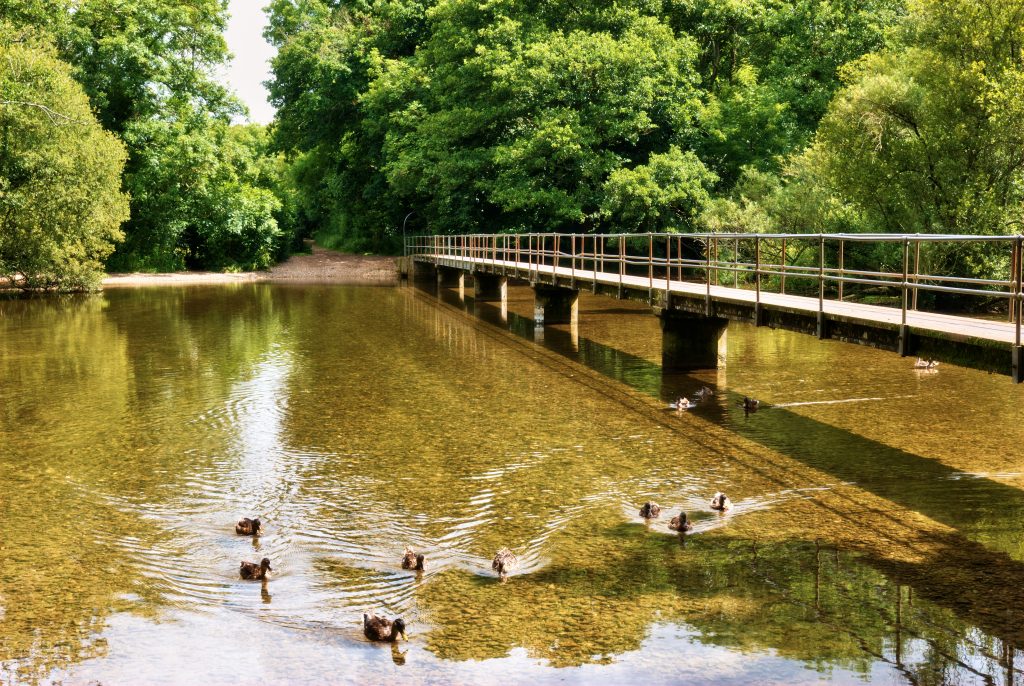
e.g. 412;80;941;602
0;282;1021;685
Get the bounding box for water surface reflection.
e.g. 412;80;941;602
0;284;1021;685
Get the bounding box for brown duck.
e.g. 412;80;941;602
401;547;425;571
235;517;262;536
669;511;694;532
492;547;519;582
710;492;733;511
239;557;272;580
363;613;407;642
639;502;661;519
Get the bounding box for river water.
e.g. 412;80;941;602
1;281;1022;685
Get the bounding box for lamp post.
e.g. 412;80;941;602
402;211;415;257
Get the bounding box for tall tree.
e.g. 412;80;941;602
795;0;1024;240
0;28;129;290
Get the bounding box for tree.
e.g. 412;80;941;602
116;117;284;272
782;0;1024;283
0;29;129;291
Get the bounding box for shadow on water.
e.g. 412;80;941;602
422;284;1024;650
457;293;1024;536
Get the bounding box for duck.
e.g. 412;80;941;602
401;547;425;571
694;386;714;400
742;396;760;411
235;517;262;536
669;511;694;532
363;613;407;642
913;358;939;369
710;492;732;511
639;501;661;519
492;547;519;582
239;557;272;580
670;397;692;410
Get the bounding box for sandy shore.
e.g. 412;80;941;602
102;246;400;287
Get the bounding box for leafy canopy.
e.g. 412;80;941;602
0;28;129;291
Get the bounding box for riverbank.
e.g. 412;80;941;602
101;246;399;287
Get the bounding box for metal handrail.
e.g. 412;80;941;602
406;231;1024;352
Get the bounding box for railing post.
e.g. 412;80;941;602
780;237;787;295
733;238;739;289
619;236;625;296
912;237;921;310
754;236;762;326
648;233;654;291
706;236;712;316
838;239;845;301
666;233;671;293
677;235;682;283
1013;235;1023;382
713;237;719;286
817;235;826;339
899;237;910;356
571;234;576;286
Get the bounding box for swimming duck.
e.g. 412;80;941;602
913;358;939;369
401;547;425;571
492;547;519;581
639;502;661;519
710;492;733;511
694;386;714;400
670;397;692;410
363;613;407;642
669;511;694;532
742;396;760;411
235;517;262;536
239;557;272;580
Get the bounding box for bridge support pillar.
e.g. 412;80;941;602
437;266;461;289
659;311;728;372
533;284;579;326
411;261;436;282
897;325;912;357
474;272;507;303
1013;346;1024;383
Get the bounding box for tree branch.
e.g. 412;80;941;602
0;100;86;125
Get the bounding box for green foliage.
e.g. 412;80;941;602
769;0;1024;284
1;0;300;273
0;28;129;291
602;147;718;232
266;0;906;247
112;120;284;272
58;0;239;132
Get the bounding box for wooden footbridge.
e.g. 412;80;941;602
405;232;1024;382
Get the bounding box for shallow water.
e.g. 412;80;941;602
1;282;1022;685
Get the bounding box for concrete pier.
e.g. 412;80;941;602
660;310;728;372
437;266;461;288
533;284;579;326
474;272;506;303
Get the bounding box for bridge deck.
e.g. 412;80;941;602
419;253;1018;346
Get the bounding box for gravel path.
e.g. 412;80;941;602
103;246;399;287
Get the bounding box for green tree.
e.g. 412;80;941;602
0;29;129;291
798;0;1024;237
116;117;284;272
778;0;1024;285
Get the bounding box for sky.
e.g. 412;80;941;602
221;0;276;124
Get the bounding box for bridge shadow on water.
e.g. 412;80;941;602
430;289;1024;648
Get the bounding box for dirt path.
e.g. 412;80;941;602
103;246;399;287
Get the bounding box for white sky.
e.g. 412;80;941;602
221;0;276;124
